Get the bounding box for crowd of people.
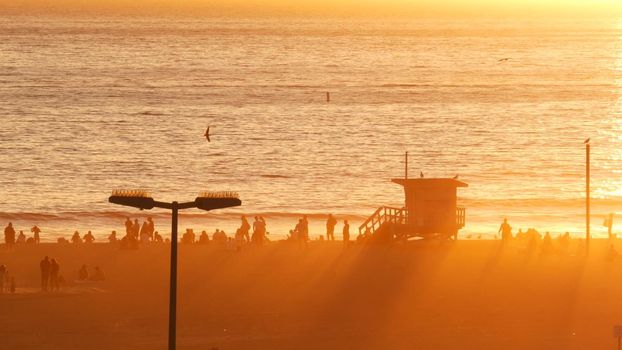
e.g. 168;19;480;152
3;223;42;247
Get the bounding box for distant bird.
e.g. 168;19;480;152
452;174;459;180
584;137;590;144
498;58;511;62
420;171;424;178
204;126;211;142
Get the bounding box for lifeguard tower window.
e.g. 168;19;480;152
359;178;467;241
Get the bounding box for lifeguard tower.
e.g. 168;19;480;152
359;177;467;241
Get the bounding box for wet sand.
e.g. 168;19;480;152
1;239;621;349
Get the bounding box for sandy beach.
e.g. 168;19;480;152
0;239;621;349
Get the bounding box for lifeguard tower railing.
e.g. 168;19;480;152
359;206;466;238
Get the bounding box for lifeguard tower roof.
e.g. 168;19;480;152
391;178;468;188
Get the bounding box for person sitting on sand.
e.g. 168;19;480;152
78;265;89;281
31;225;41;243
91;266;105;281
153;231;163;243
498;218;512;242
108;230;118;243
40;256;51;292
57;237;69;244
515;229;525;240
83;231;95;243
71;231;82;244
50;258;60;291
199;231;210;244
343;220;350;246
213;229;227;244
4;222;16;248
16;231;26;244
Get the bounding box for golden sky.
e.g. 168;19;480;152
3;0;622;17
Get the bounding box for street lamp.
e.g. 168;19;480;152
109;189;241;350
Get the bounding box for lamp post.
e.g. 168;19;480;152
109;190;241;350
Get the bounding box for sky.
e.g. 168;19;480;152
2;0;622;17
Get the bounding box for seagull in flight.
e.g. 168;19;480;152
204;126;211;142
498;58;511;62
584;137;590;144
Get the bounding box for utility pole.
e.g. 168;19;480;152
405;151;408;179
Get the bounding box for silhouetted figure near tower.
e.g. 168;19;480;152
124;217;132;237
326;214;337;241
40;256;51;292
4;222;15;248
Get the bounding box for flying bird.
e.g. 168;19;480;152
498;58;511;62
420;171;424;178
584;137;590;144
204;126;211;142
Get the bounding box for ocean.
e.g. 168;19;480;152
1;16;621;241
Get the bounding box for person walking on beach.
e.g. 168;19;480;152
50;258;60;291
140;219;150;242
498;218;512;242
240;216;251;242
31;225;41;243
4;222;15;248
326;214;337;241
40;256;51;292
301;215;309;243
343;220;350;246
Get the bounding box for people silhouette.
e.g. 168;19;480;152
17;230;26;244
92;266;105;281
78;265;89;281
498;218;512;242
4;222;15;248
140;220;150;242
50;258;60;291
132;219;140;239
124;217;133;237
40;256;51;292
199;230;210;244
71;231;82;243
154;231;163;243
240;216;250;242
326;214;337;241
83;231;95;243
31;225;41;243
108;230;118;243
343;220;350;246
147;217;155;241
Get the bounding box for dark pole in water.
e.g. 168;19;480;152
405;151;408;179
586;141;590;252
168;201;179;350
326;91;330;102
